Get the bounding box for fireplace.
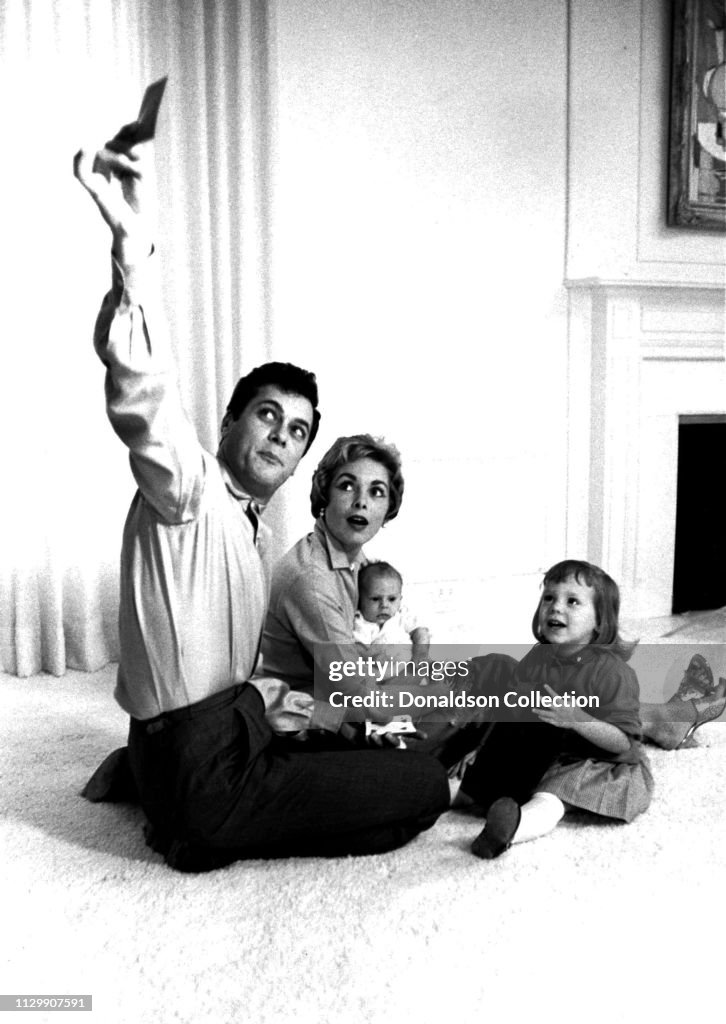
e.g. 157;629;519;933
566;280;726;620
673;416;726;613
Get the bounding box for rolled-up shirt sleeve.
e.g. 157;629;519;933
93;253;205;524
250;675;344;733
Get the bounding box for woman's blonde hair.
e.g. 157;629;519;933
310;434;404;522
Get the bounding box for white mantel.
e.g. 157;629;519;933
566;278;725;619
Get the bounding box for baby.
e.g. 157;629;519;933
354;561;431;663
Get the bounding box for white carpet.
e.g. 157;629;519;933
2;662;725;1024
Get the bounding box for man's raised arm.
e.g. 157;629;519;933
74;131;203;523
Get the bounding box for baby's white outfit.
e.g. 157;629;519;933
353;607;423;646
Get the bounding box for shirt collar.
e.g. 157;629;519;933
218;459;266;518
541;643;599;666
314;517;365;572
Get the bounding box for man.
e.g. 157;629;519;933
74;121;449;871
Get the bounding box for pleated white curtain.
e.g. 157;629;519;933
0;0;274;676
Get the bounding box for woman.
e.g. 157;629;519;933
262;434;401;697
261;433;502;764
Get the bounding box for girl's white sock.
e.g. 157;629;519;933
512;791;565;844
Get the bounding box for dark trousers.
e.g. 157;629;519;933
401;652;523;767
453;654;564;811
127;683;449;864
460;721;564;811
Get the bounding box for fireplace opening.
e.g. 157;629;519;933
672;416;726;614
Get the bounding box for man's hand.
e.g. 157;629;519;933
338;722;428;748
366;728;427;748
73;130;155;264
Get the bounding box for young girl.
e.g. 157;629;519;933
470;559;654;859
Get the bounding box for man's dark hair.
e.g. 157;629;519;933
225;362;321;452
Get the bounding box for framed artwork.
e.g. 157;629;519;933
668;0;726;229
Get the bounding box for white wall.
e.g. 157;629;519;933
565;0;725;617
263;0;570;641
257;0;724;635
566;0;724;285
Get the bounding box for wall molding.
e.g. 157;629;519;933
566;279;725;618
565;278;725;291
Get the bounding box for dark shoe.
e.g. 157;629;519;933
142;821;238;872
165;839;239;874
471;796;521;860
81;747;139;803
143;820;238;872
143;821;173;856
